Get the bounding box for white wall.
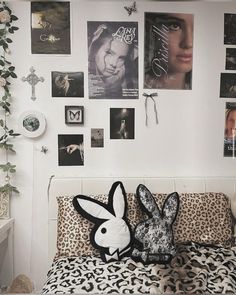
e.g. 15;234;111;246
2;0;236;291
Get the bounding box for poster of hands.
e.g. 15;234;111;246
87;21;139;99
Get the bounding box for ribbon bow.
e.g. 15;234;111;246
143;92;158;126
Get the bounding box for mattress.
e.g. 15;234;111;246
42;243;236;294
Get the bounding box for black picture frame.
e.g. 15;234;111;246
65;106;84;125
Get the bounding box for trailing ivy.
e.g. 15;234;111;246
0;1;19;194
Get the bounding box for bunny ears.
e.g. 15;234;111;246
73;181;132;263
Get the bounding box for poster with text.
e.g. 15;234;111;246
88;21;138;99
144;12;193;90
31;2;71;54
224;102;236;158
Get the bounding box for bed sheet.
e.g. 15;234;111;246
42;243;236;294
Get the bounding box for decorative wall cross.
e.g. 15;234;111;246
22;67;44;101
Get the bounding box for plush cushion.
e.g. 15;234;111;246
73;181;133;262
153;192;233;248
131;184;180;264
56;192;143;259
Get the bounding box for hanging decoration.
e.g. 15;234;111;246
124;1;137;16
143;92;158;126
0;1;19;200
22;66;44;101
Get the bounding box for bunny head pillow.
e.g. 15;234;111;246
73;181;132;263
131;184;179;264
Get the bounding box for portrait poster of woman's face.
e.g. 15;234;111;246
144;12;194;90
87;21;138;99
224;102;236;158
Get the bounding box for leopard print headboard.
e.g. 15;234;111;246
48;176;236;266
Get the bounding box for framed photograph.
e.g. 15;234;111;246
52;71;84;97
91;128;104;147
144;12;193;90
226;48;236;70
58;134;84;166
18;110;46;138
110;108;135;139
87;21;138;99
220;73;236;98
224;13;236;45
224;102;236;157
31;2;71;54
65;106;84;125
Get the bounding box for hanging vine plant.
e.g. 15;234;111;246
0;1;19;194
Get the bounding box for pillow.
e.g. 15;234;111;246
153;192;233;248
131;184;180;264
55;192;143;259
73;181;133;262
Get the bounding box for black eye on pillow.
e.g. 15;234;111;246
131;184;180;264
73;181;132;263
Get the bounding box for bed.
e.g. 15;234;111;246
42;177;236;294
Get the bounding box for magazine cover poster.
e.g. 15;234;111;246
224;102;236;157
88;21;138;99
31;2;71;54
144;12;193;90
224;13;236;45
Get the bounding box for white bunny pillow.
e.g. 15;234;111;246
73;181;132;263
131;184;180;264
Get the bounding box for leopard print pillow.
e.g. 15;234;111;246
153;192;233;248
56;193;143;259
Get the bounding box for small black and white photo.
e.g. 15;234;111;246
110;108;135;139
91;128;104;148
65;106;84;125
220;73;236;98
58;134;84;166
224;13;236;45
226;48;236;70
52;71;84;97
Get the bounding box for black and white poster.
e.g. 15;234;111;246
144;12;193;90
224;13;236;45
220;73;236;98
224;102;236;158
58;134;84;166
110;108;135;139
52;72;84;97
31;2;71;54
88;21;138;99
226;48;236;70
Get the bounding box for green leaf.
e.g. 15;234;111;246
11;26;19;31
8;66;15;71
10;71;17;78
6;38;12;43
11;15;18;21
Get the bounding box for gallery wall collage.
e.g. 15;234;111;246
20;1;236;167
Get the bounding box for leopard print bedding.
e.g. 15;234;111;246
42;243;236;294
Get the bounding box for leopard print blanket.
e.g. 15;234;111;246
42;243;236;294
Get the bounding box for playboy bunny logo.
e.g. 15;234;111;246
73;181;132;263
132;184;179;264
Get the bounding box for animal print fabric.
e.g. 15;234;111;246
42;243;236;294
56;194;143;259
153;192;233;248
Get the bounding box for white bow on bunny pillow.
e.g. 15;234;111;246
73;181;132;263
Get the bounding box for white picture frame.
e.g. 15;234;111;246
18;110;46;138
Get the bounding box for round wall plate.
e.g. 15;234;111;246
18;110;46;138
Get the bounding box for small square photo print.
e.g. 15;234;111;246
91;128;104;148
65;106;84;125
52;71;84;97
110;108;135;139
